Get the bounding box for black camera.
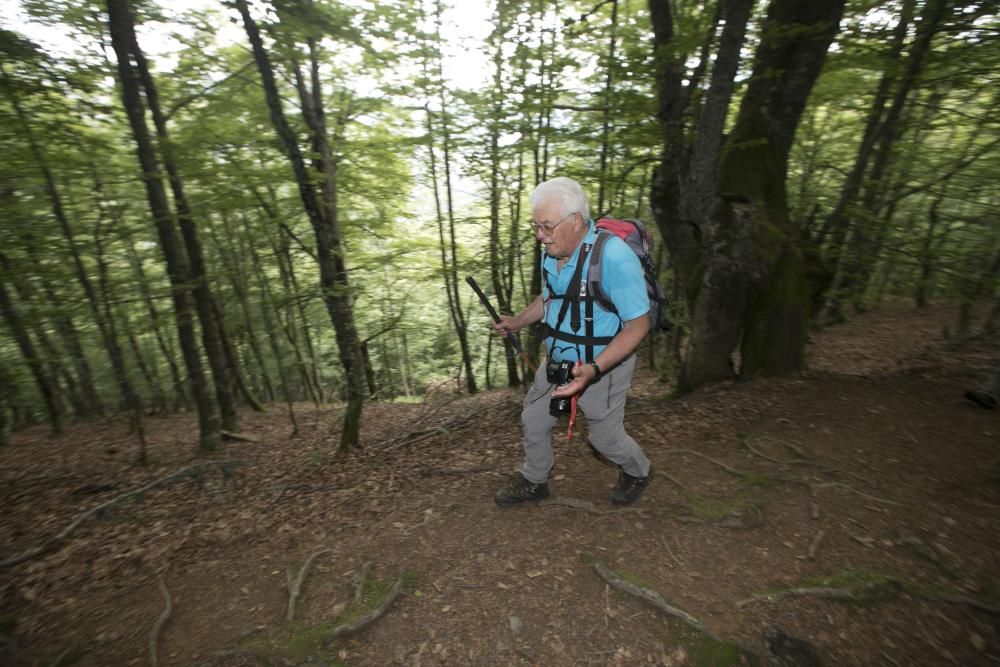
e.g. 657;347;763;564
546;359;574;417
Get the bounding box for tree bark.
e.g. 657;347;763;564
649;0;701;307
0;256;63;435
126;19;240;431
106;0;220;451
675;0;846;390
487;0;520;387
236;0;369;451
819;0;946;323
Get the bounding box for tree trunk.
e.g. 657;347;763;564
126;20;240;432
815;0;915;252
487;0;520;387
649;0;701;308
680;0;754;227
106;0;220;452
0;260;63;435
122;229;189;412
819;0;946;323
673;0;846;390
212;217;275;403
596;0;619;215
248;231;300;436
237;0;368;451
420;0;477;394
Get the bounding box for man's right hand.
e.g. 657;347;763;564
492;315;519;338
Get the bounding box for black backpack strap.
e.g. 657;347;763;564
585;283;595;362
547;242;591;357
541;326;615;347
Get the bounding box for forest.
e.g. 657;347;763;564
2;1;999;665
1;0;997;454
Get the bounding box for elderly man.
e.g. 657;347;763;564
493;176;653;506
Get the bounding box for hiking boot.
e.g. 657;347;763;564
611;466;653;506
965;390;997;410
495;475;550;507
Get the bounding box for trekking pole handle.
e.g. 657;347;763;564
465;276;523;355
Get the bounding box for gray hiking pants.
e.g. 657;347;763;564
520;354;650;484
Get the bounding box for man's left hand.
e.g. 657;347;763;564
551;363;597;399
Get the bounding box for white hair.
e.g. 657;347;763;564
529;176;590;221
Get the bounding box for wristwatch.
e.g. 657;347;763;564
588;361;603;381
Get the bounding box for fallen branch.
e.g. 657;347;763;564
375;403;495;451
329;575;403;638
1;459;249;568
149;574;172;667
592;558;719;641
286;549;331;621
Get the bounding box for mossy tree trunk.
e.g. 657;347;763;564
708;0;846;384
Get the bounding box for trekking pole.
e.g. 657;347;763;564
465;276;523;356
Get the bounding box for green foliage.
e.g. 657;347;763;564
1;0;996;424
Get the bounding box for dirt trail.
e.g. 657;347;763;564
2;302;998;666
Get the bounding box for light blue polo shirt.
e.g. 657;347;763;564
541;220;649;362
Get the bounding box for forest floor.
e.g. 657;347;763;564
2;301;999;667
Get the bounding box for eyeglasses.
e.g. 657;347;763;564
530;212;577;235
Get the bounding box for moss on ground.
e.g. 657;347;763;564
238;569;409;665
593;559;753;667
798;569;900;606
680;488;763;528
662;619;756;667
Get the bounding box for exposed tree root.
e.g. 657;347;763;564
806;528;827;560
419;465;494;477
352;561;373;602
737;571;1000;616
660;535;688;571
737;585;888;608
538;496;599;513
814;481;901;506
744;441;808;466
286;549;330;621
0;459;248;568
591;558;720;642
329;574;404;638
662;448;749;478
896;533;957;578
908;589;1000;615
221;431;259;443
149;574;172;667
